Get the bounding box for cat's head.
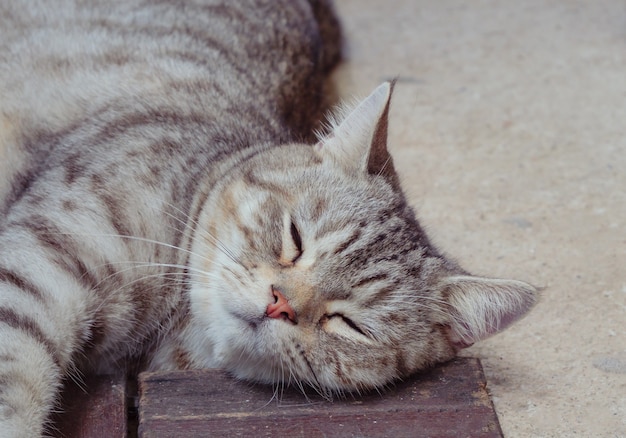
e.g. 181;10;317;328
188;82;537;394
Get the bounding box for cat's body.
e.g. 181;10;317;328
0;1;536;436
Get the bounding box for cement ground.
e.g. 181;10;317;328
334;1;626;436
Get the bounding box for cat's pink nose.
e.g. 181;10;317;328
266;287;297;324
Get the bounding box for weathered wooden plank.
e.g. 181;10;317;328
138;357;502;437
52;374;127;438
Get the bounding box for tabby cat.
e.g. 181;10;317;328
0;0;537;436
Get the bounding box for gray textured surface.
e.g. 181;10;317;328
334;1;626;436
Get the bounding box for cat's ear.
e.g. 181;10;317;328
441;275;538;349
318;81;400;187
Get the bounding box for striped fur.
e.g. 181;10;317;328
0;1;536;436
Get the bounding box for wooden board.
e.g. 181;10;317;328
52;373;127;438
137;357;503;437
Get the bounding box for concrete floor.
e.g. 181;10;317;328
334;1;626;436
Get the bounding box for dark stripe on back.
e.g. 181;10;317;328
0;307;60;367
16;215;100;291
94;187;134;239
90;108;211;150
82;310;108;356
0;268;46;303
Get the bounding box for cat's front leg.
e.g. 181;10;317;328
0;325;62;437
0;232;92;437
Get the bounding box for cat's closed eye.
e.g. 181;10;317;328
280;211;303;266
289;221;303;263
322;313;368;338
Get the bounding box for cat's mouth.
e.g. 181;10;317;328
226;309;265;331
227;303;297;334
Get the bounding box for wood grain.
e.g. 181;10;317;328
52;373;127;438
138;357;502;437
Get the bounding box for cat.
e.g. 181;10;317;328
0;0;537;436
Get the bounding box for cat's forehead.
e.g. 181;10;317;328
243;144;400;212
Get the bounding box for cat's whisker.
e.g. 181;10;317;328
295;352;331;402
54;228;240;271
293;377;311;403
376;155;394;180
202;234;240;266
159;200;195;226
271;363;289;404
89;272;207;318
64;362;87;395
286;363;305;403
103;272;204;295
83;261;217;314
276;361;287;404
260;392;277;410
46;231;204;261
93;260;219;283
159;204;240;265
